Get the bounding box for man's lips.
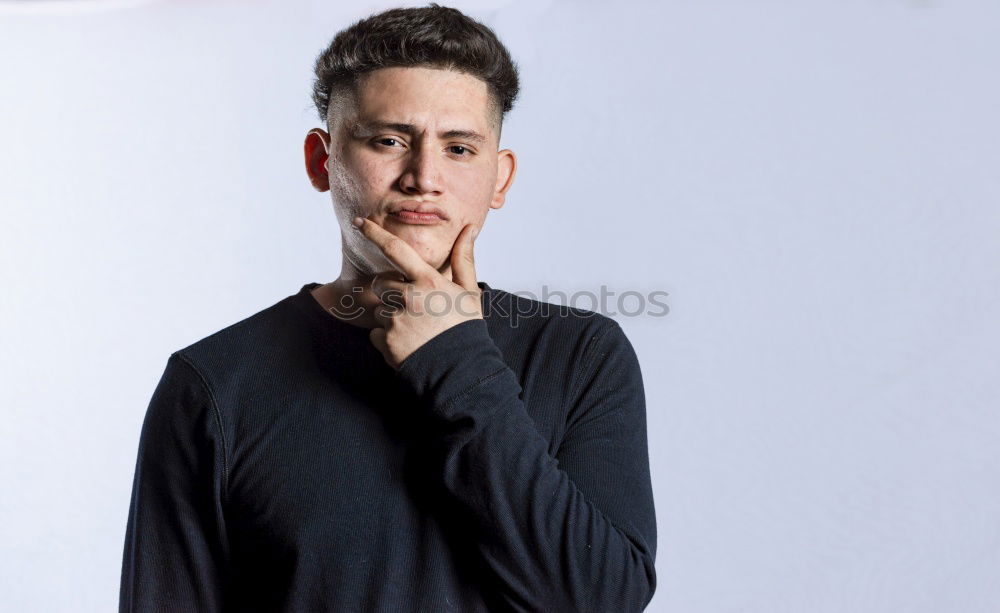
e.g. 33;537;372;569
387;200;449;224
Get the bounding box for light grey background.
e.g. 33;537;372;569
1;0;998;611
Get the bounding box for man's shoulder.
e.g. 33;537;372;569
170;286;306;378
483;283;623;348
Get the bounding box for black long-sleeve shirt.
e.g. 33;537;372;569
119;281;657;612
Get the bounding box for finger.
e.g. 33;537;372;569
450;223;479;292
370;273;410;309
371;300;398;330
353;216;434;282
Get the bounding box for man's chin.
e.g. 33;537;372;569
365;245;448;278
383;228;450;261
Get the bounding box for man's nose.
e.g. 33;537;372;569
397;140;443;196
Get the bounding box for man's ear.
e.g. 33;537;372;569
490;149;517;210
304;128;331;192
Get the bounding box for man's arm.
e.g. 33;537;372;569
119;352;229;612
394;316;657;612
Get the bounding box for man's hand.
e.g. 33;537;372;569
352;215;482;370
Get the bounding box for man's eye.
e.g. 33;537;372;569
375;138;402;147
448;145;472;156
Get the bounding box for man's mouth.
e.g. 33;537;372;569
387;200;449;225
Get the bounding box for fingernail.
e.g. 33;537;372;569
352;217;364;228
471;227;480;241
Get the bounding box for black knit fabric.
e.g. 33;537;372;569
119;281;657;612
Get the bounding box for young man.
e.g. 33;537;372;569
119;5;657;612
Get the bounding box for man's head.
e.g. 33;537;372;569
304;4;519;279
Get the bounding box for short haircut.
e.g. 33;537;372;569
311;3;520;140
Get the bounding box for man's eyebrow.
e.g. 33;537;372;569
351;120;488;144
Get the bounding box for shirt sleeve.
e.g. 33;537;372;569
119;352;230;613
394;317;657;612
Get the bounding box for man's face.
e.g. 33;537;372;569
305;66;516;278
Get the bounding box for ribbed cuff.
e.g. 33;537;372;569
394;318;512;415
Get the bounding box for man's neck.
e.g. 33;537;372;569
311;260;455;330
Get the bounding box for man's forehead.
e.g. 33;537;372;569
330;67;498;139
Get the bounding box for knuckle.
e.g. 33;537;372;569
383;238;404;259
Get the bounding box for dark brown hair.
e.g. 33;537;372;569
311;3;519;138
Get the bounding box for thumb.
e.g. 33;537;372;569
450;224;479;291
